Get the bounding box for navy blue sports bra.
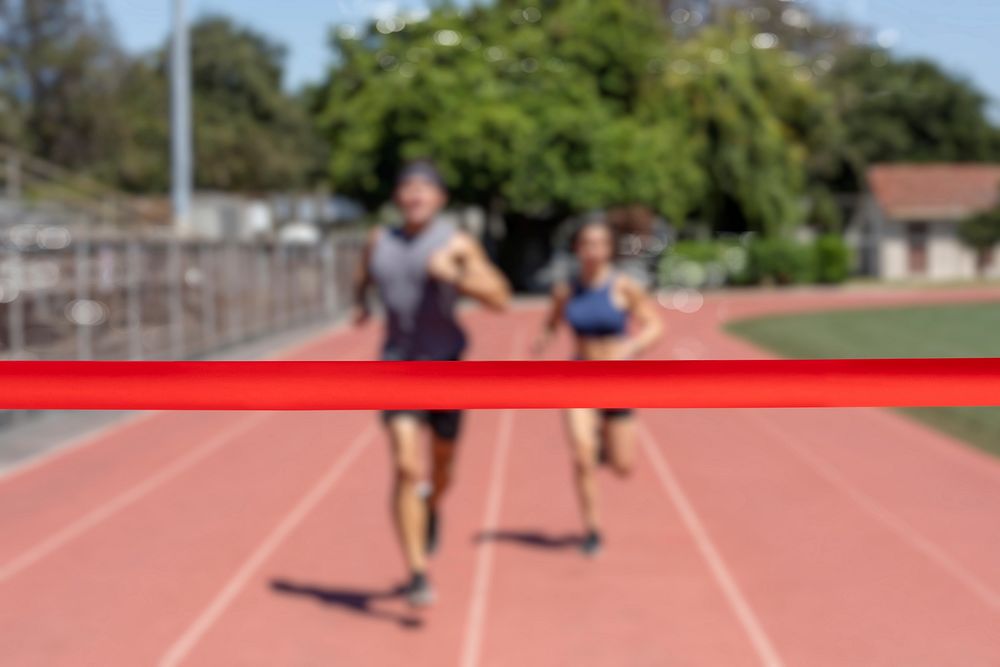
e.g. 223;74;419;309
565;275;628;338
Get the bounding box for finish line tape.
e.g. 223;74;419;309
0;359;998;410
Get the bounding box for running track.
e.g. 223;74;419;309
2;287;1000;666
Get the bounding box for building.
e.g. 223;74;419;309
849;164;1000;281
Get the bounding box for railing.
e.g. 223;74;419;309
0;230;362;362
0;144;167;227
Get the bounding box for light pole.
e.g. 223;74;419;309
168;0;191;357
170;0;192;231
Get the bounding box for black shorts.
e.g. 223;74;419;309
379;351;463;441
600;408;634;420
381;409;463;440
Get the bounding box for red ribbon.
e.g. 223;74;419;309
0;359;998;410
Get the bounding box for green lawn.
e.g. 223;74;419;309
727;302;1000;458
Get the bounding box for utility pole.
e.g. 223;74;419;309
170;0;192;232
169;0;191;357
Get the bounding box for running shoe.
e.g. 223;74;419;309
580;530;603;558
426;503;440;557
405;572;435;607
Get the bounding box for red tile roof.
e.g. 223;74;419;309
869;164;1000;221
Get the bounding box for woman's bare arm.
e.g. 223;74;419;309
619;277;663;359
532;282;570;355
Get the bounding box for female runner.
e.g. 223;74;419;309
534;220;664;556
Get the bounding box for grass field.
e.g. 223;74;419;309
727;301;1000;458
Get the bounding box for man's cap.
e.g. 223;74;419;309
396;160;447;191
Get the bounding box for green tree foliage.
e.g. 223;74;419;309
114;56;169;192
660;24;833;235
662;0;858;56
813;233;852;284
316;0;705;224
114;16;321;193
186;17;320;191
1;4;319;194
958;201;1000;273
315;0;877;236
826;47;1000;188
0;0;127;172
4;0;999;237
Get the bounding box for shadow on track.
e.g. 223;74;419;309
475;529;583;551
270;579;423;629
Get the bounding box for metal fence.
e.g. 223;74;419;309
0;230;363;362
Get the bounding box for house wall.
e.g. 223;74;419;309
879;220;1000;281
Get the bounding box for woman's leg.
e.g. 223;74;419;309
602;412;636;478
565;408;601;533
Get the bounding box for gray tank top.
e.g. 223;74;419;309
370;219;466;360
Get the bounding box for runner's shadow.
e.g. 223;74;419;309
475;529;583;551
270;579;423;629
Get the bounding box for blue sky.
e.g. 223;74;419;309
103;0;1000;111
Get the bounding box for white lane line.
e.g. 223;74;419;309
0;340;371;586
0;320;355;485
638;422;785;667
748;410;1000;612
459;330;524;667
0;411;158;482
458;408;516;667
0;412;272;584
159;423;377;667
859;408;1000;484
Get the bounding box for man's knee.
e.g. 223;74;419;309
573;450;597;475
394;459;423;486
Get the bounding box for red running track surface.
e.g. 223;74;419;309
1;287;1000;666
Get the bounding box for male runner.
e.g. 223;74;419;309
354;160;511;606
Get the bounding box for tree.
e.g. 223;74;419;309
825;47;1000;189
185;17;321;192
958;201;1000;276
659;24;834;235
0;0;128;172
114;55;169;192
114;16;322;193
1;7;319;194
661;0;860;56
315;0;707;224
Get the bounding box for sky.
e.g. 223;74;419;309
103;0;1000;111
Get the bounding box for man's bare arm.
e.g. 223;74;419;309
352;228;379;325
428;232;511;311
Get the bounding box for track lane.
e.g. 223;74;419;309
0;325;370;579
167;312;521;666
467;310;766;666
636;288;1000;665
0;409;376;665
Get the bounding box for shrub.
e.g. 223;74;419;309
741;237;814;285
659;234;853;287
813;234;852;284
658;238;747;288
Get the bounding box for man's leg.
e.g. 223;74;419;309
425;410;462;555
428;412;463;508
384;412;431;598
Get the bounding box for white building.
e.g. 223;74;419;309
848;164;1000;281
